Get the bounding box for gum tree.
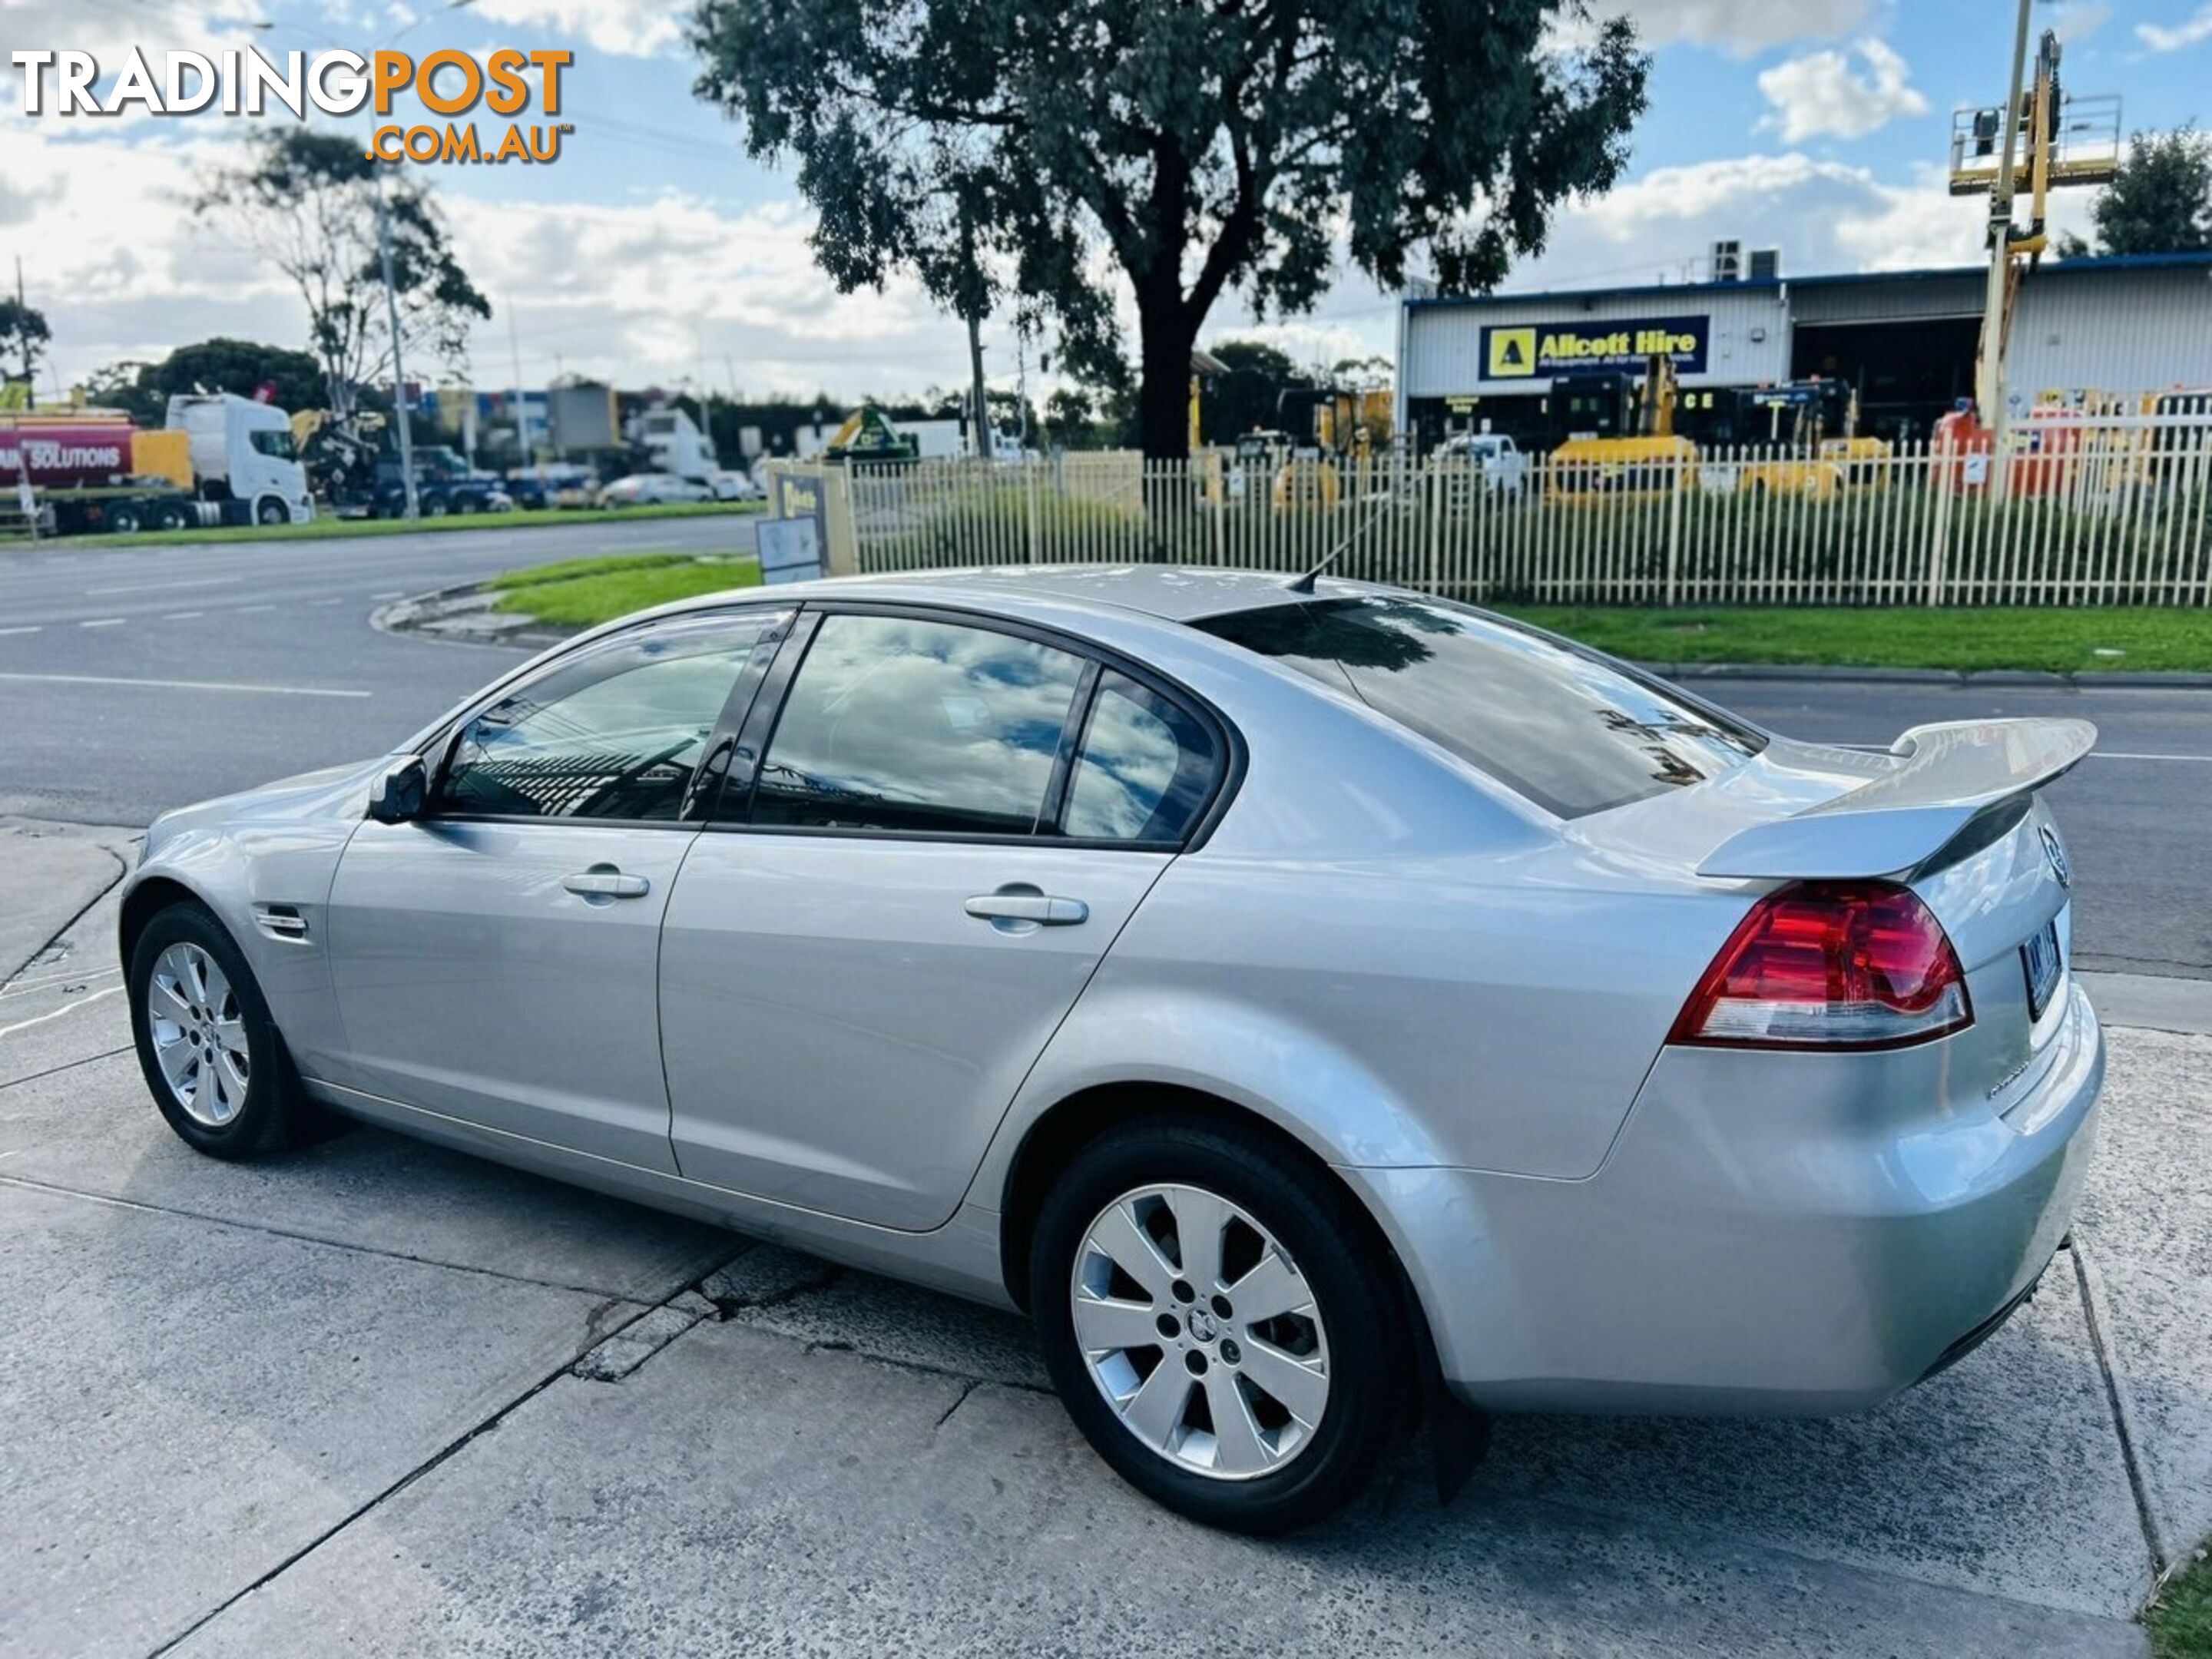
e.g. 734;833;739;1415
690;0;1649;461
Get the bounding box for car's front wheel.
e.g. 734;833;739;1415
1031;1114;1412;1533
127;901;310;1159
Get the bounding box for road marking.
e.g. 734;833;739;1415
370;589;404;599
164;610;204;621
233;603;276;614
84;575;240;597
0;625;39;637
0;984;123;1041
0;671;370;698
310;597;346;606
80;617;125;628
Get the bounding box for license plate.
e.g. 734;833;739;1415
2022;919;2062;1022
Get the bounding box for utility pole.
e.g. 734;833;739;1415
15;257;33;408
509;300;531;463
959;194;991;461
374;184;421;520
1975;0;2035;451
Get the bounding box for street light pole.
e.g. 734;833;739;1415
374;182;421;520
1975;0;2035;449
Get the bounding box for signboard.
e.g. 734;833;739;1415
773;472;826;542
757;515;823;585
1481;315;1710;381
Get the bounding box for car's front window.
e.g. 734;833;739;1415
1197;597;1764;819
437;613;786;821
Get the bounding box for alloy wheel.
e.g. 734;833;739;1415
146;942;250;1128
1068;1183;1330;1481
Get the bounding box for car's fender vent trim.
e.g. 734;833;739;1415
252;904;310;944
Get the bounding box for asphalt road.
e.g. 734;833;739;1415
1;519;2204;977
0;515;756;825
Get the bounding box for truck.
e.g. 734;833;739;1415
319;440;512;518
1;392;314;537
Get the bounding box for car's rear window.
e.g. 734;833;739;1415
1196;597;1765;819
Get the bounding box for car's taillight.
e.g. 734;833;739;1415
1669;880;1972;1050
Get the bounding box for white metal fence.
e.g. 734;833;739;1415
844;416;2212;606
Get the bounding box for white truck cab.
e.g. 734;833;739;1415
166;394;314;526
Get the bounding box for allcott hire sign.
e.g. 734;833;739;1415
1481;316;1710;380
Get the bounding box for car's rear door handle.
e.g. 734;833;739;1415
565;869;651;899
965;892;1088;926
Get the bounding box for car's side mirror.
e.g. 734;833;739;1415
367;757;429;824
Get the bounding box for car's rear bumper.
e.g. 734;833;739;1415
1344;980;2104;1416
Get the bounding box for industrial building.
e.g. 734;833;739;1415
1394;250;2212;452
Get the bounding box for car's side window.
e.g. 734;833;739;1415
743;612;1089;836
1061;671;1220;844
436;613;785;823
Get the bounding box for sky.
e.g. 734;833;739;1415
1;0;2207;409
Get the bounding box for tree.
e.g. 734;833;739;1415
0;296;50;392
691;0;1648;460
89;338;327;424
194;131;491;425
2076;127;2212;257
1044;386;1097;448
1206;338;1302;440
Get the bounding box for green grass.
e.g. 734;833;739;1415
2149;1548;2212;1659
488;551;762;628
36;498;762;551
1493;605;2212;674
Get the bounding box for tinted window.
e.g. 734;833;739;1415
1199;598;1763;819
438;614;783;821
748;613;1087;836
1063;672;1219;843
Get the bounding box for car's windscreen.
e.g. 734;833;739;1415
1196;597;1765;819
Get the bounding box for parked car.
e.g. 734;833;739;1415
1433;432;1529;498
119;568;2102;1535
596;472;714;508
505;463;597;512
707;469;764;502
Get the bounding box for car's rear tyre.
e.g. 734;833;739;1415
127;901;310;1160
1031;1114;1412;1534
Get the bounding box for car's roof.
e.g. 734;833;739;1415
675;564;1373;625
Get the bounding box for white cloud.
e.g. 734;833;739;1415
1521;154;1984;280
2137;4;2212;51
464;0;687;58
1603;0;1870;55
1757;40;1928;143
0;119;1002;402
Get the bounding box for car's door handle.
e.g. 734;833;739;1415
965;892;1088;926
565;869;651;899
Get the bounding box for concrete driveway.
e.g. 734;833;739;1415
2;830;2204;1657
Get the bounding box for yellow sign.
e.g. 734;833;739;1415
1488;328;1538;379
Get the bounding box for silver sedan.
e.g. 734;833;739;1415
121;568;2104;1532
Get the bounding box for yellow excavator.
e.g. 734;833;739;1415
1545;353;1697;502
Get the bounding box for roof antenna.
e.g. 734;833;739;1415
1288;470;1397;592
1286;538;1347;594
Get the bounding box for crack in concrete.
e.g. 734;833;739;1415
0;837;127;994
933;1378;981;1430
144;1296;663;1657
2071;1236;2174;1586
0;1170;710;1303
0;1043;133;1092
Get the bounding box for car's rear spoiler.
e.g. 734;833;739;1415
1697;718;2098;880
